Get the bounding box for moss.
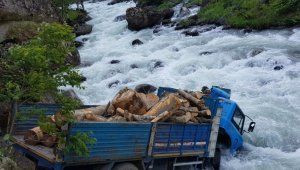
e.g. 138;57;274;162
5;21;40;42
198;0;300;29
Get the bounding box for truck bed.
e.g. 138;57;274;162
12;135;58;162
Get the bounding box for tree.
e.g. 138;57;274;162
0;23;94;155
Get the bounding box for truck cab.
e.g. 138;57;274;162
208;87;255;153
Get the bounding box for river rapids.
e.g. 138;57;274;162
73;1;300;169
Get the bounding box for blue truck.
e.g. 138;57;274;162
11;87;255;170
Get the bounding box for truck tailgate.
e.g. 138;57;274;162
149;123;211;158
12;135;58;163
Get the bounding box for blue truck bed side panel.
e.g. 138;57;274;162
15;104;97;135
14;104;61;135
151;123;211;157
64;122;152;163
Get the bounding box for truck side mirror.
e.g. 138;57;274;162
248;122;256;132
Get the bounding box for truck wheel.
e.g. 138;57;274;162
203;148;221;170
212;148;221;170
112;163;138;170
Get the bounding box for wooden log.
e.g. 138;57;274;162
116;108;155;121
144;93;160;110
151;111;173;122
190;112;199;123
168;112;192;123
111;88;136;110
199;109;211;117
179;107;199;113
178;89;204;109
191;91;205;99
74;105;107;120
41;134;57;147
107;115;127;122
144;93;181;116
24;127;43;145
197;117;212;123
84;113;106;122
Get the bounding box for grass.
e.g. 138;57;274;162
5;21;40;42
197;0;300;29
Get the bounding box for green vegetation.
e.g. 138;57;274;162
5;21;39;42
0;23;94;156
186;0;203;7
198;0;300;29
158;0;182;10
137;0;181;9
52;0;83;22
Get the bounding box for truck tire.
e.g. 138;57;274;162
203;148;221;170
212;148;221;170
112;163;138;170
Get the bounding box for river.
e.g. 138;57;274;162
73;1;300;169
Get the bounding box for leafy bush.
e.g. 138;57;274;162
0;23;95;156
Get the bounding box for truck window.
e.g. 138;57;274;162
232;107;245;134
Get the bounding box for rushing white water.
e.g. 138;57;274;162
74;1;300;169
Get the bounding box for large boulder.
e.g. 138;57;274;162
74;24;93;36
126;7;174;31
66;49;81;66
0;0;60;22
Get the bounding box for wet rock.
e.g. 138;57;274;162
126;7;172;31
153;26;162;33
250;48;264;57
62;89;83;105
74;24;93;36
173;47;179;52
132;39;143;46
114;14;126;22
163;9;174;20
110;60;120;64
243;28;252;34
175;15;199;30
177;7;191;18
199;25;217;33
162;19;172;25
75;41;84;48
80;76;87;82
153;61;163;68
149;60;164;72
200;51;213;55
135;84;157;94
108;0;130;5
108;80;120;88
274;65;284;70
0;0;60;22
130;64;138;69
82;38;89;42
182;30;199;36
222;25;232;30
66;49;81;66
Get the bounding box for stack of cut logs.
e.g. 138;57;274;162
24;87;212;147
